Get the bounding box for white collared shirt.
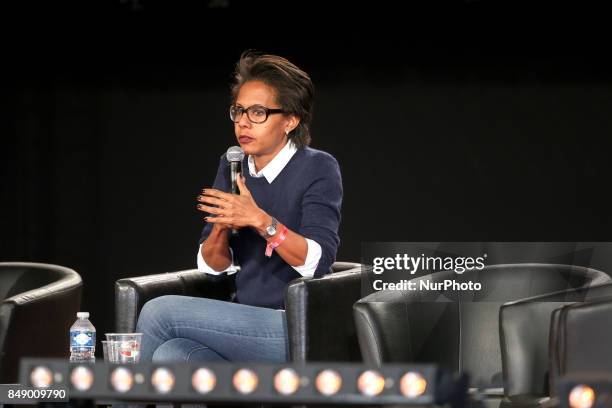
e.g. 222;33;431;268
197;141;322;278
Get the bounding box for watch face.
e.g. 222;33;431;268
266;225;277;236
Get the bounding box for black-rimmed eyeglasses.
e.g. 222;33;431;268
229;104;285;124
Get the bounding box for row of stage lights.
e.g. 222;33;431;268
22;360;612;407
32;365;426;396
21;359;462;405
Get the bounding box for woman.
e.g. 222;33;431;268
136;51;342;363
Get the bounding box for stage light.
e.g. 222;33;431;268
357;369;385;396
192;367;216;394
400;372;427;398
569;385;596;408
233;368;258;394
110;367;134;393
315;369;342;396
151;367;175;394
70;366;94;391
30;366;53;388
274;368;300;395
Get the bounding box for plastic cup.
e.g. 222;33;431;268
104;333;142;363
102;340;121;363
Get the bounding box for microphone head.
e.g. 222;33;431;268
226;146;245;163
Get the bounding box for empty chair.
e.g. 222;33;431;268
353;263;610;407
0;262;82;383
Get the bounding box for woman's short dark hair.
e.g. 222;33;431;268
231;51;314;148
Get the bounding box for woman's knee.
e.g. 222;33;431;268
151;338;188;363
136;295;184;331
151;338;226;363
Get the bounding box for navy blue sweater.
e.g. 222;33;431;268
199;147;342;309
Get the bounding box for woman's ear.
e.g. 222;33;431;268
286;115;300;134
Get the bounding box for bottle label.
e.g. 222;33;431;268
70;330;95;348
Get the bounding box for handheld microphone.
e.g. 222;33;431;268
226;146;245;237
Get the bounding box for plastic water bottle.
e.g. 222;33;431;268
69;312;96;363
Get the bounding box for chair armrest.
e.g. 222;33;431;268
353;300;418;366
284;265;363;362
548;306;566;398
330;262;361;273
549;294;612;395
354;291;459;368
500;299;570;400
115;269;234;333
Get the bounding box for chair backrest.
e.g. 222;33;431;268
353;263;610;389
0;262;82;383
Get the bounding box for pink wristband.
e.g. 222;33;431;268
265;225;288;257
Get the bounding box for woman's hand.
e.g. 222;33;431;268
196;199;237;231
196;174;269;233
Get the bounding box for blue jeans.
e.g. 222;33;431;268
136;295;288;363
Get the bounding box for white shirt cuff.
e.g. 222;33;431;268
292;238;322;278
197;243;238;275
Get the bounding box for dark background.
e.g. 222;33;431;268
2;1;612;344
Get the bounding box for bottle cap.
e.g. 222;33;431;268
77;312;90;319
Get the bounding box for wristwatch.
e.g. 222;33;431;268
265;217;278;238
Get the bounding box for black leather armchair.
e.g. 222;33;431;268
353;263;610;407
0;262;83;383
115;262;363;362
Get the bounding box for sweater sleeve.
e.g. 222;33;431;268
298;153;343;278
